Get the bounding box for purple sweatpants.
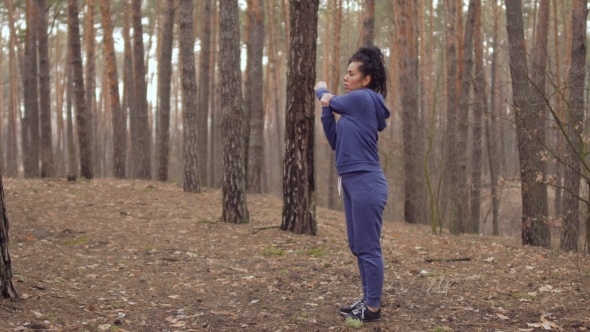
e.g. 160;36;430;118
341;171;388;308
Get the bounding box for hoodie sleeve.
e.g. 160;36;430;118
324;90;366;117
316;88;337;150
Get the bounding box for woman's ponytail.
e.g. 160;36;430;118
349;46;388;98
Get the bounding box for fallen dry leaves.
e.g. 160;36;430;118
0;178;589;331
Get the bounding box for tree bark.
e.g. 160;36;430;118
220;0;249;223
179;0;202;193
327;0;343;210
488;0;501;235
132;0;152;179
5;0;19;178
450;0;475;234
561;0;587;252
99;0;126;178
122;0;136;178
0;170;17;299
37;0;54;177
245;0;265;193
504;0;549;247
395;0;420;224
470;0;484;234
552;0;563;218
157;0;175;182
85;0;98;176
357;0;375;47
68;0;93;179
66;50;76;178
23;0;40;178
198;0;213;186
527;0;551;242
280;0;318;235
0;36;4;173
443;0;458;229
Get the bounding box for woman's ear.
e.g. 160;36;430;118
363;75;371;87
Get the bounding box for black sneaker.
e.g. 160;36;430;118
339;299;364;315
344;302;381;322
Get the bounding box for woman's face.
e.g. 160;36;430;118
343;62;370;93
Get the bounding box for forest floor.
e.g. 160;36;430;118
1;178;589;332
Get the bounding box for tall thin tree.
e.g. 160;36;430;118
395;0;420;224
357;0;375;47
220;0;249;223
198;0;213;186
122;0;136;178
85;0;98;175
100;0;126;178
23;0;40;178
451;0;475;234
528;0;551;242
132;0;152;179
470;0;484;234
504;0;548;247
68;0;93;179
244;0;265;193
5;0;19;178
157;0;175;181
280;0;319;234
179;0;201;193
38;0;54;177
561;0;587;252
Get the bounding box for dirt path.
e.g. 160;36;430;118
1;178;589;331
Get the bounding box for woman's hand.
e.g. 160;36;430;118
320;93;334;107
314;81;327;91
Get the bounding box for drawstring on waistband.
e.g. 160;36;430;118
338;176;342;196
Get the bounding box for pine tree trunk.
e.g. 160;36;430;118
156;0;175;182
488;0;501;235
99;0;126;178
357;0;375;47
280;0;318;234
66;51;76;178
451;0;475;234
443;0;458;229
198;0;213;186
528;0;551;242
84;0;98;176
470;0;484;235
415;0;428;225
132;0;152;179
36;0;54;177
54;29;66;178
245;0;265;193
395;0;420;224
0;170;17;299
179;0;202;193
504;0;549;247
5;0;19;178
220;0;248;223
561;0;587;252
23;0;40;178
327;0;342;210
0;36;4;173
122;0;136;178
68;0;93;179
552;0;563;219
211;0;223;188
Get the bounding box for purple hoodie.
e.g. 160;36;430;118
316;87;391;175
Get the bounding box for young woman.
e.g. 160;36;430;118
314;46;390;322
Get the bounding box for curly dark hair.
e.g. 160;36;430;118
348;46;388;98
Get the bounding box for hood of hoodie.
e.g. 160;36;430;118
367;89;391;132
